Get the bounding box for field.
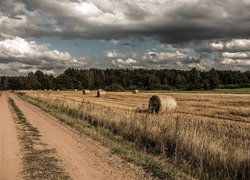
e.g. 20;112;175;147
17;90;250;179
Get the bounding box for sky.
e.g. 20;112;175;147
0;0;250;75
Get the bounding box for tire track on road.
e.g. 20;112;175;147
0;93;22;180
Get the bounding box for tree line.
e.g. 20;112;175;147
0;68;249;91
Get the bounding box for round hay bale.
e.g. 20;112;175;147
82;89;90;94
75;89;78;92
133;89;139;94
148;95;177;114
97;89;106;97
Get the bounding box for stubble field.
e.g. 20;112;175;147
19;90;250;179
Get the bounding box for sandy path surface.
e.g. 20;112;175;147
11;94;152;180
0;93;22;180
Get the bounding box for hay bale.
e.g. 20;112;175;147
57;89;60;91
148;95;177;114
82;89;90;94
75;89;78;92
97;89;106;97
133;89;139;94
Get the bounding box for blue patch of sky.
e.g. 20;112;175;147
117;37;161;53
30;37;109;60
30;36;162;63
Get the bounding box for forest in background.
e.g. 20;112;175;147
0;68;249;91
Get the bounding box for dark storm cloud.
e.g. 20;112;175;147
1;0;250;43
152;0;250;43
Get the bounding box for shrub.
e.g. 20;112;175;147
104;84;125;91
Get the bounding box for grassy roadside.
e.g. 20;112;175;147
17;94;195;180
8;97;70;179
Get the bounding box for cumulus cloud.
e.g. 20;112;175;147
0;34;87;75
222;52;250;59
205;39;250;70
209;39;250;52
209;42;225;51
105;49;139;59
160;39;250;70
221;58;250;67
186;58;218;71
141;49;207;70
107;48;208;70
105;50;123;58
112;58;143;69
143;51;189;64
106;42;250;71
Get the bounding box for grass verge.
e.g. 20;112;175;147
8;97;70;179
17;94;194;180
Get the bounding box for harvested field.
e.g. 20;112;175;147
24;91;250;121
19;90;250;179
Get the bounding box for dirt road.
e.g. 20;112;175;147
11;94;151;180
0;93;22;180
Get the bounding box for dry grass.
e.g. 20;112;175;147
19;90;250;179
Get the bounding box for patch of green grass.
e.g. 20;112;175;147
211;88;250;94
142;88;250;94
18;94;194;180
8;97;70;179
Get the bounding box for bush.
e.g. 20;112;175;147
127;85;138;90
161;84;174;90
218;84;241;89
104;84;125;91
